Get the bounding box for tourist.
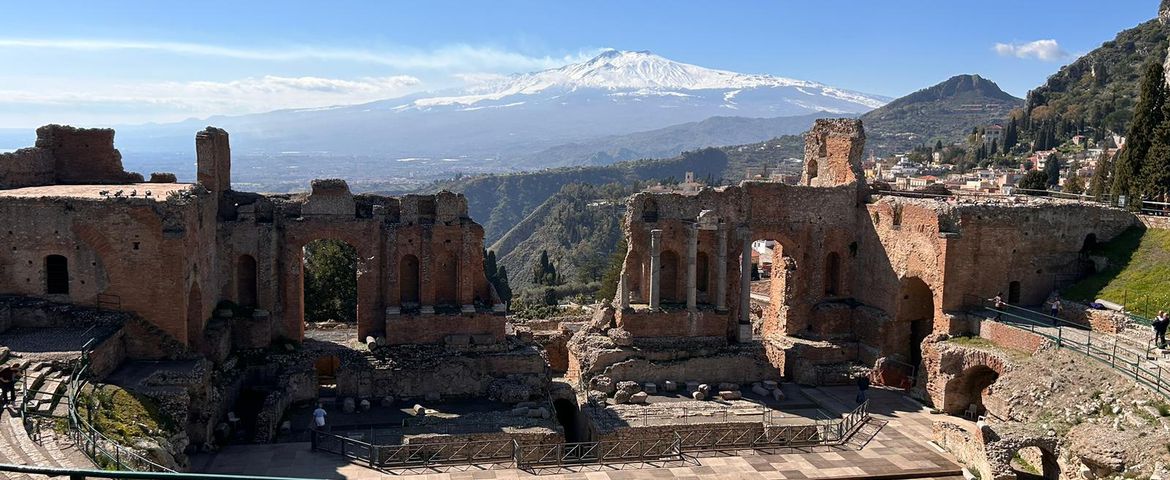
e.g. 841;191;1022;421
312;403;328;431
1049;297;1063;323
1155;311;1169;349
989;293;1004;321
0;366;17;405
855;371;870;404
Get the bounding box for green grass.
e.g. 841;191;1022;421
76;384;175;446
945;336;997;349
1064;227;1170;317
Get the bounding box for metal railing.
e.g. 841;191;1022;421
310;400;873;470
975;299;1170;401
876;186;1170;216
0;463;318;480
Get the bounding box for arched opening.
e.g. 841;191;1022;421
824;252;841;296
1011;445;1060;480
806;158;819;184
660;250;680;303
943;365;1000;416
45;255;69;295
435;251;459;307
237;255;258;307
1080;233;1097;254
896;277;934;366
186;283;203;346
302;239;357;324
399;254;420;306
1008;281;1021;304
553;398;582;442
696;251;710;294
642;199;659;223
315;355;341;398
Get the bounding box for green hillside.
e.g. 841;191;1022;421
860;74;1023;154
1065;226;1170;317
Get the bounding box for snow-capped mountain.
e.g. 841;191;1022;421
111;50;888;173
401;50;886;110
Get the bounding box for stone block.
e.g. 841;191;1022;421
719;391;742;400
380;396;395;408
697;384;711;395
592;376;616;395
359;399;371;411
717;383;739;392
692;390;707;401
629;392;649;404
342;398;356;414
471;334;495;345
279;420;291;435
412;404;426;416
424;392;441;402
763;380;778;390
616;381;640;395
686;381;700;392
772;388;786;401
445;334;471;346
527;407;545;418
751;385;769;397
420;306;435;315
643;383;657;394
615;390;633;404
512;407;530;416
663;380;677;392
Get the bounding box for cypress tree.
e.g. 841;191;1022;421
1142;113;1170;203
1044;154;1061;187
1112;61;1167;204
1090;150;1114;199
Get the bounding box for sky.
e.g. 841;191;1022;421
0;0;1159;128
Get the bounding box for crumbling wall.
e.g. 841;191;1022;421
0;148;54;188
36;124;142;184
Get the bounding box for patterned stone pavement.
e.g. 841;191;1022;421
191;387;969;480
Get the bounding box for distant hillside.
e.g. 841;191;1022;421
1025;16;1168;142
517;113;836;168
437;138;803;243
860;74;1023;154
491;183;637;293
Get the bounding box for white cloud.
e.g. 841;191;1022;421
0;38;601;72
0;74;427;122
994;39;1068;62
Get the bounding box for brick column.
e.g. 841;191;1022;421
738;227;752;342
686;223;698;311
649;229;662;310
716;226;728;312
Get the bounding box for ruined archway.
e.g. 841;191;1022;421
399;254;420;306
435;251;459;307
237;254;257;307
315;354;341;397
553;398;582;442
45;254;69;295
302;239;357;324
943;364;1000;417
1008;445;1060;480
896;276;934;366
660;250;680;303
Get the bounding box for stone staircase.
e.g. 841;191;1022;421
0;349;93;477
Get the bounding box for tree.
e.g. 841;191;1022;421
989;140;998;157
1064;175;1086;195
302;239;357;323
597;237;628;304
1004;117;1019;151
1090;150;1114;199
935;140;944;151
1112;61;1167;204
1044;154;1062;187
1018;170;1050;194
495;266;513;305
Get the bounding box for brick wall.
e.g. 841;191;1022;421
978;320;1049;354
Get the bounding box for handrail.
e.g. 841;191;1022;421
0;463;318;480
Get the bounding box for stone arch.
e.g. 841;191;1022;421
896;276;935;366
943;364;1000;416
642;198;659;223
434;251;459;307
237;254;257;307
1009;445;1060;480
45;254;69;295
824;252;841;296
1080;233;1097;253
660;249;681;303
399;254;420;305
986;436;1061;480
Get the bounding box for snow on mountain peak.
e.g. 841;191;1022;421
412;50;887;110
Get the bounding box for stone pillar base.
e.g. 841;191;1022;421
461;304;476;314
420;305;435;315
737;324;753;343
385;306;401;316
492;303;507;313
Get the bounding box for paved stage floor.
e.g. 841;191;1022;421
191;387;969;479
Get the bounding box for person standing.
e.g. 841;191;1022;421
1049;297;1063;324
312;403;328;431
1155;311;1169;349
0;366;17;406
989;293;1004;321
855;371;870;404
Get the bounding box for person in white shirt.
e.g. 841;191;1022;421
312;403;327;430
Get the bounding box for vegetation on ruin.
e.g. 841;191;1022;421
303;239;357;323
76;384;177;447
1065;227;1170;316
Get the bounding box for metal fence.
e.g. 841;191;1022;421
309;400;871;471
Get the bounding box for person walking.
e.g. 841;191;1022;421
1155;311;1169;349
989;293;1004;321
1049;297;1063;324
312;402;328;431
0;365;18;406
855;371;870;404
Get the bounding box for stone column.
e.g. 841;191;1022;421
649;229;662;310
738;227;752;342
619;270;630;310
716;227;728;312
686;223;698;311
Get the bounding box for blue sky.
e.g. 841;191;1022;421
0;0;1158;127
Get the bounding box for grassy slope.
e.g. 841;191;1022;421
78;384;176;446
1065;227;1170;315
